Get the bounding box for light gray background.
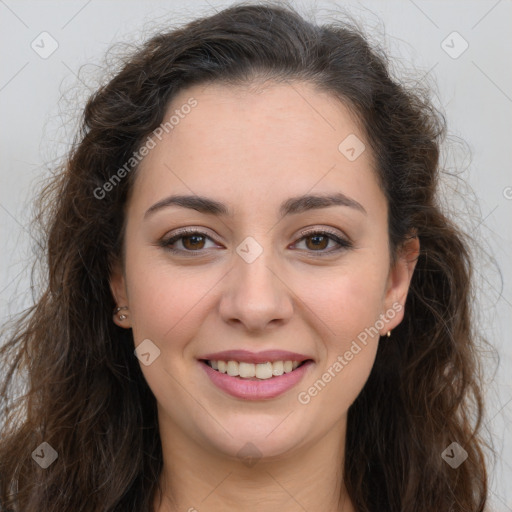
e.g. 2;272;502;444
1;0;511;509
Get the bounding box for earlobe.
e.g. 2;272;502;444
109;261;131;328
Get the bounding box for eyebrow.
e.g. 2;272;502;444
144;192;367;220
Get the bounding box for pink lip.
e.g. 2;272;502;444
199;349;313;364
199;360;314;400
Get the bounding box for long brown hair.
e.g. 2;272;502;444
0;2;490;510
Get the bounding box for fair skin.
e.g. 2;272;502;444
110;80;419;512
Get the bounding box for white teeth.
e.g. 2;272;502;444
227;361;239;376
207;359;305;379
239;362;256;378
255;362;273;379
272;361;284;376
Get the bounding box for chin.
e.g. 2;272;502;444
200;417;307;463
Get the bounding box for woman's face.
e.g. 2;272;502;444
111;80;417;461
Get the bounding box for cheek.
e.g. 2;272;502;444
296;260;387;339
125;250;214;347
297;295;381;415
309;341;378;415
293;262;384;408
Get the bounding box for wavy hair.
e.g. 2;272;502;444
0;2;489;510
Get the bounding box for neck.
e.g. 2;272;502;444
153;413;355;512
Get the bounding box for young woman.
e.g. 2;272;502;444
0;2;489;511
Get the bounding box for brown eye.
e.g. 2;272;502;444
181;234;206;250
304;234;330;251
160;229;218;254
295;229;353;255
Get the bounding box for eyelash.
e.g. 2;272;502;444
159;227;353;257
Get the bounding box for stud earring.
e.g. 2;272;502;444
114;306;128;321
386;330;391;338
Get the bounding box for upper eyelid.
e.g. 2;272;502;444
299;226;346;238
166;226;347;240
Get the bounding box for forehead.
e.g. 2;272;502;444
164;79;365;155
130;80;382;217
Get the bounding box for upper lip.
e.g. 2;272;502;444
199;350;314;364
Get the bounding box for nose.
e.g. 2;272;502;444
218;243;294;333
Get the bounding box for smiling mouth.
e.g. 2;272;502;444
201;359;312;380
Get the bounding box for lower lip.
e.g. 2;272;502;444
199;360;313;400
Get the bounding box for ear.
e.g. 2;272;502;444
109;259;132;329
381;234;420;334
